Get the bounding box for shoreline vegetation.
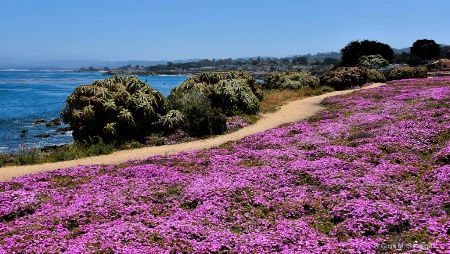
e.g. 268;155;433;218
0;82;385;181
0;81;337;169
0;66;434;168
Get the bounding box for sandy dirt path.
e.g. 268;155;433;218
0;83;385;181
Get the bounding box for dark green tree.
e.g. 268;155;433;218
440;46;450;59
410;39;441;61
292;56;308;65
281;58;290;66
323;58;340;65
393;52;410;64
407;55;425;67
340;40;394;67
198;59;213;66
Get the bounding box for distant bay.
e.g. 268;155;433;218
0;70;188;152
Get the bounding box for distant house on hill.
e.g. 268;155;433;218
432;58;450;70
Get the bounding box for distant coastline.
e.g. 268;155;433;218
78;67;282;79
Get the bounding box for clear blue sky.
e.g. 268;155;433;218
1;0;448;61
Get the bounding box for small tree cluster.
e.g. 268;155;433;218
319;67;369;90
409;39;441;65
340;40;394;67
262;70;319;90
319;66;428;89
382;66;428;81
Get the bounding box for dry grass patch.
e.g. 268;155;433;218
260;87;333;113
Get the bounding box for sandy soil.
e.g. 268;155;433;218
0;83;386;181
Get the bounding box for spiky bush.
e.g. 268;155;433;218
61;75;166;143
367;69;386;83
166;71;261;137
157;110;186;135
319;67;369;90
166;81;211;111
211;79;260;115
263;70;319;90
166;84;227;137
180;71;263;101
382;66;428;81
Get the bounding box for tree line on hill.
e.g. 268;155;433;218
79;39;449;76
340;39;448;68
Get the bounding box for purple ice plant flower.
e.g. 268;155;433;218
1;77;450;253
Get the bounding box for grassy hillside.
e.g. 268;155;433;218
1;78;450;253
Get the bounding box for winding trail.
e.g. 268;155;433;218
0;83;386;181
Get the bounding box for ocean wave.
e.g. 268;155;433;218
0;69;30;71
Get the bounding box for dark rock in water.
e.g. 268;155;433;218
21;129;27;133
33;119;47;124
20;133;26;138
35;133;50;138
56;127;71;134
46;118;62;127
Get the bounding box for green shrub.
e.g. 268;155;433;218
120;141;144;150
0;153;13;167
263;70;319;90
14;145;41;165
367;69;386;83
80;137;116;155
183;100;226;137
382;66;428;81
166;71;261;137
167;82;210;110
42;146;78;162
211;79;260;115
157;110;186;135
357;54;389;70
167;85;227;137
183;71;263;101
40;138;116;163
61;75;166;143
317;86;335;94
319;67;369;90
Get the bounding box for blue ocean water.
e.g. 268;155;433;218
0;70;188;152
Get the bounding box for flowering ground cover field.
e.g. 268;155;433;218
1;78;450;253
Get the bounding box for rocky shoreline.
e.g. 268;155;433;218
20;118;71;145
